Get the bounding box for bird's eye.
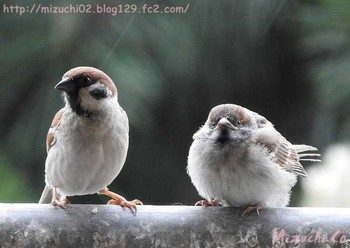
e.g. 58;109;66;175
82;76;92;85
211;120;218;128
235;119;243;127
80;76;92;87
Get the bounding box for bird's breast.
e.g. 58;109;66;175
45;110;129;196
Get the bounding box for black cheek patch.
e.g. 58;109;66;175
89;87;108;100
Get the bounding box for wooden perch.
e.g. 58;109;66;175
0;204;350;247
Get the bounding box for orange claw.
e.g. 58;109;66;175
99;188;143;214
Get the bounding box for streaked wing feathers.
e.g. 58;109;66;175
46;108;64;153
253;126;320;178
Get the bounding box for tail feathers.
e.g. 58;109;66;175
290;163;309;178
38;185;52;204
300;158;322;162
299;153;321;158
299;152;321;162
291;144;321;178
293;144;318;153
293;145;321;161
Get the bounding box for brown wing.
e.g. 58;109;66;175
252;124;320;178
46;108;64;153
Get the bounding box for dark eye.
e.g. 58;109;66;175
80;76;92;86
84;76;91;84
211;120;218;128
234;119;243;127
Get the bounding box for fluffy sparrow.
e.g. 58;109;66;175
187;104;320;214
38;66;141;212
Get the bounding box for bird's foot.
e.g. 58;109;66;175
51;197;70;208
51;187;70;208
99;189;143;214
107;198;143;210
195;199;221;207
242;204;263;217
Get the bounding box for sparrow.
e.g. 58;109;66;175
38;66;142;212
187;104;320;214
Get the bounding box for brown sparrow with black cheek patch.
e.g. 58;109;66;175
187;104;320;215
38;66;142;212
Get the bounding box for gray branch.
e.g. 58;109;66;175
1;204;350;247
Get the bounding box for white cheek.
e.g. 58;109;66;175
78;87;114;112
79;88;111;111
79;88;97;109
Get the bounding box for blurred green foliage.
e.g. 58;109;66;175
0;154;33;202
298;0;350;146
0;0;349;206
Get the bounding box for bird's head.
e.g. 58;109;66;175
196;104;257;145
55;66;118;116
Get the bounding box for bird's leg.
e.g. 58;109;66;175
51;187;70;208
242;204;263;216
98;188;143;213
195;199;222;207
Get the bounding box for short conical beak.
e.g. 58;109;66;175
215;118;238;130
54;78;76;92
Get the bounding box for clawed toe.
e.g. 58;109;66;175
51;198;70;208
242;204;263;216
195;199;221;207
107;198;142;214
108;198;143;208
50;187;69;208
99;189;142;214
